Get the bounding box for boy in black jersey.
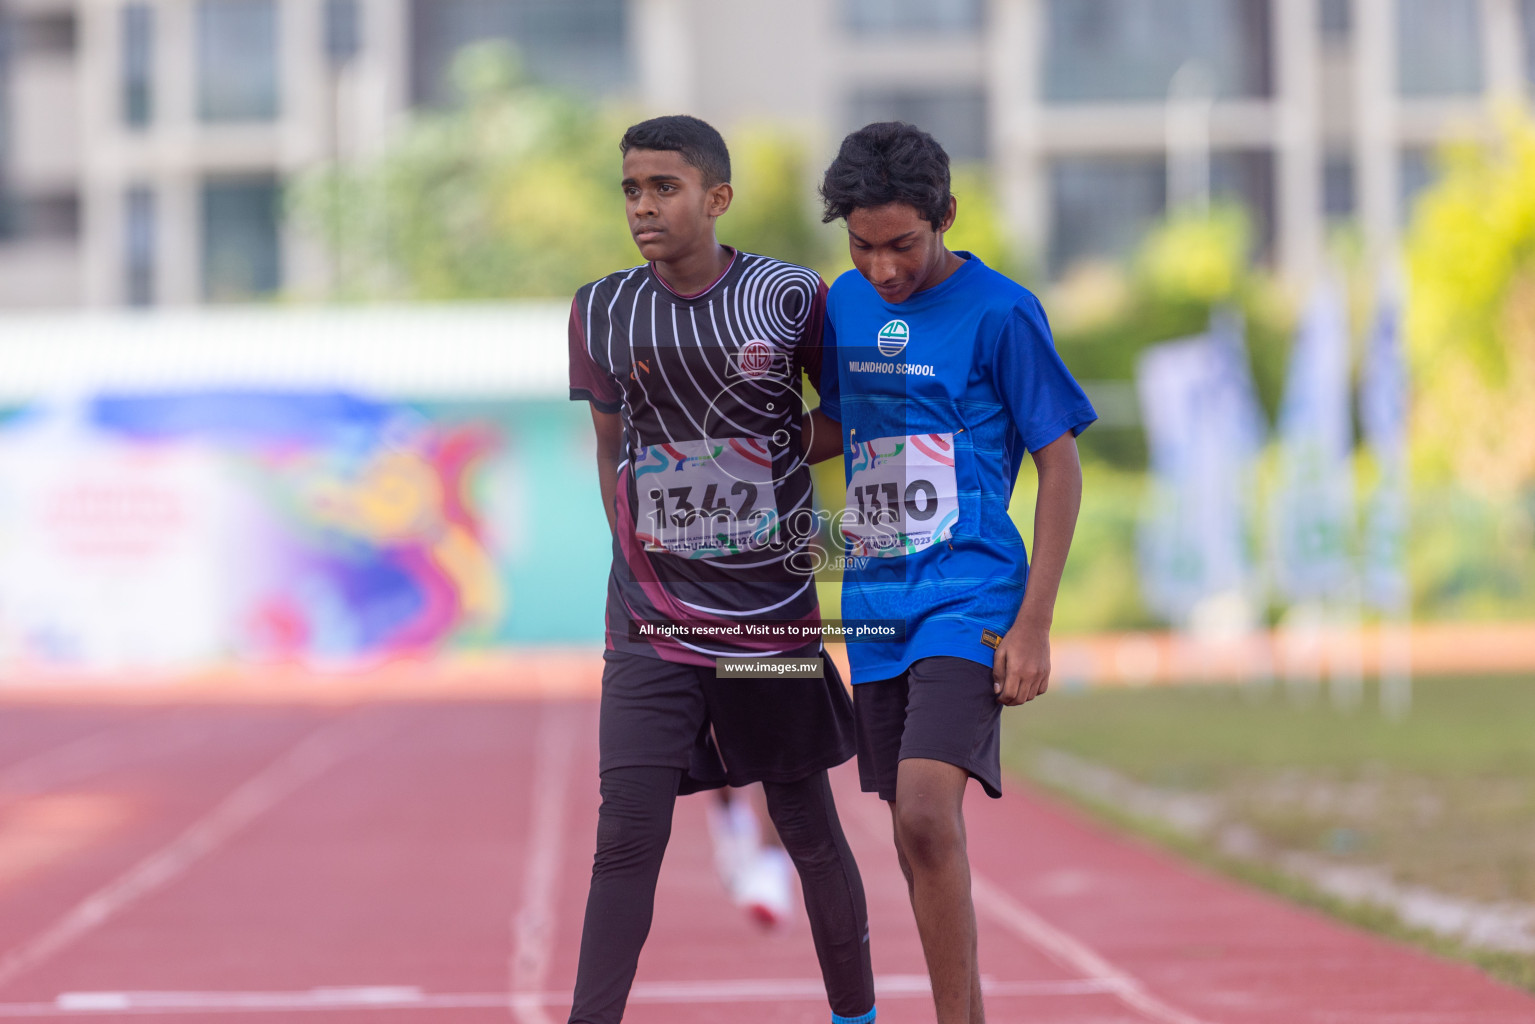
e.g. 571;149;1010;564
565;115;876;1024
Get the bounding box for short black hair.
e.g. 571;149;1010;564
620;115;731;187
819;122;951;230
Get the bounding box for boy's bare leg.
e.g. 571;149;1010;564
889;757;983;1024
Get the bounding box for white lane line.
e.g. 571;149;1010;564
845;796;1221;1024
970;876;1220;1024
0;717;210;803
0;976;1118;1016
0;712;392;992
508;702;580;1024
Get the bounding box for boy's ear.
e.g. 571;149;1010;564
708;181;734;218
939;195;957;233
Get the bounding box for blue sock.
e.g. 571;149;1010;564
832;1008;875;1024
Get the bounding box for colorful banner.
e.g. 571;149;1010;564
1360;282;1409;612
1270;280;1357;601
1135;311;1265;627
0;392;609;672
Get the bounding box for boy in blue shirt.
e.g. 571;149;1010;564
809;122;1097;1024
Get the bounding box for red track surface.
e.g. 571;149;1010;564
0;696;1531;1023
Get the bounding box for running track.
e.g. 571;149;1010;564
0;690;1532;1023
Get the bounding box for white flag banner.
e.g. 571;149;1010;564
1271;279;1357;601
1136;311;1264;627
1360;282;1408;612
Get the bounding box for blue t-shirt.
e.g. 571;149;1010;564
819;253;1097;681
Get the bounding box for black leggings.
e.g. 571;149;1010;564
567;766;875;1024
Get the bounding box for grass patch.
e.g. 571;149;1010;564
1001;672;1535;991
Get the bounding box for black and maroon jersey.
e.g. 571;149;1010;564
569;250;827;665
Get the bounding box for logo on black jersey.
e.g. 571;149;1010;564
630;359;651;381
877;320;909;357
736;339;776;379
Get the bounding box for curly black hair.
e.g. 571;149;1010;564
819;122;951;229
620;115;731;187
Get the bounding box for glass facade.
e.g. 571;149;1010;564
325;0;361;64
1320;0;1352;39
1049;150;1273;273
842;0;983;33
1044;0;1272;102
196;0;279;122
1399;147;1436;224
0;13;10;243
1049;156;1164;272
847;89;988;161
1323;153;1355;221
202;176;281;301
1523;0;1535;91
122;4;154;129
126;186;156;307
409;0;628;106
1397;0;1481;96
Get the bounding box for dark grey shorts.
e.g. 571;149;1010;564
853;655;1003;802
599;649;856;794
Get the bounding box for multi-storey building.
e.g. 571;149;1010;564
0;0;1530;308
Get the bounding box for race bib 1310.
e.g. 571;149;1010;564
844;432;959;558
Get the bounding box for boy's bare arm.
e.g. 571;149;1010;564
591;406;624;537
802;407;843;464
993;431;1083;706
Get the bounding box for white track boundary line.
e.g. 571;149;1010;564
508;702;579;1024
845;796;1221;1024
0;716;212;803
970;875;1220;1024
0;712;391;991
0;976;1119;1017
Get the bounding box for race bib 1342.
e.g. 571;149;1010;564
633;438;779;558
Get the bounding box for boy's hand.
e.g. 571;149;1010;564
992;623;1051;705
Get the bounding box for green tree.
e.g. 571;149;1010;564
290;46;840;301
289;44;637;300
1404;108;1535;495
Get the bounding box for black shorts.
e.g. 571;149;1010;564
853;656;1003;802
598;649;856;794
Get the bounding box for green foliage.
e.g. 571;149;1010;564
724;125;841;272
946;165;1025;281
1132;203;1251;306
1404;108;1535;495
289;44;638;300
1050;202;1293;469
289;45;844;300
1010;457;1160;633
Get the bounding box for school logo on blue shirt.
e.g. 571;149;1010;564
876;320;909;357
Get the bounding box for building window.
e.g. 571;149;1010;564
202;176;281;301
0;14;12;190
1049;156;1165;273
1048;149;1273;275
14;13;77;56
1522;0;1535;91
410;0;628;106
1319;0;1352;40
125;186;156;307
197;0;279;122
1323;154;1354;220
1044;0;1272;102
325;0;361;65
1399;147;1437;223
0;190;80;243
122;4;154;128
842;0;983;33
847;90;988;161
1397;0;1482;96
